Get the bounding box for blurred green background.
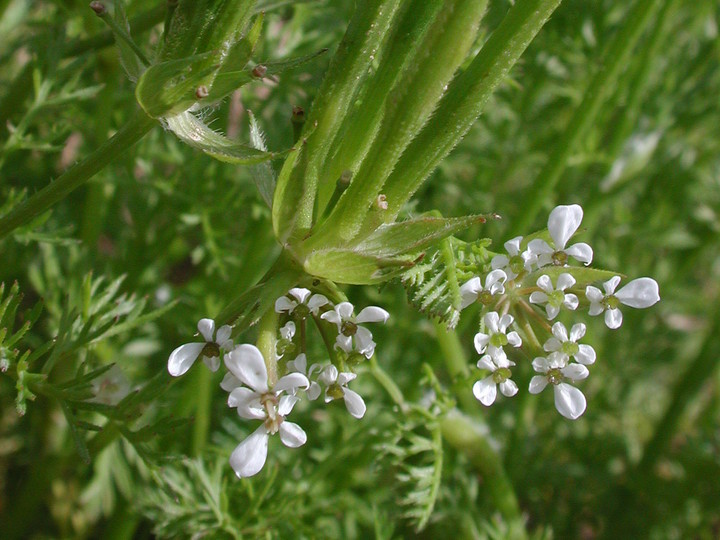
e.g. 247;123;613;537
1;0;719;538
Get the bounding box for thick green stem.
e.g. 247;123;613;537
440;410;526;538
510;0;663;236
368;356;407;412
0;109;156;240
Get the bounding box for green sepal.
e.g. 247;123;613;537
164;112;285;164
526;266;624;288
302;249;416;285
135;53;218;118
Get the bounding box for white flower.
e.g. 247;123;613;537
490;236;536;280
472;351;518;406
318;364;367;418
459;269;507;309
320;301;389;358
286;353;322;400
528;204;593;267
274;288;329;317
279;321;295;340
529;273;579;320
168;318;233;376
528;355;589;420
473;311;522;359
543;322;596;365
586;276;660;329
223;344;310;478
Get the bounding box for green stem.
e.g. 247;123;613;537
440;410;526;538
510;0;664;236
191;365;212;455
0;109;156;240
368;356;407;412
433;321;477;414
256;308;279;386
95;6;151;66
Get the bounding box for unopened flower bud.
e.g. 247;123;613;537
252;64;267;78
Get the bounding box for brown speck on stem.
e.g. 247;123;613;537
89;1;106;15
195;85;209;99
252;64;267;78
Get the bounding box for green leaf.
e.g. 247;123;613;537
303;249;416;285
248;111;276;207
164;112;285;164
135;53;218;118
111;0;146;81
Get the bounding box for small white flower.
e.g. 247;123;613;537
472;351;518;406
528;355;589;420
168;318;233;376
529;273;579;320
318;365;366;418
459;269;507;309
473;311;522;359
543;322;596;365
586;276;660;329
286;353;322;400
274;288;329;317
223;344;310;478
320;301;389;358
528;204;593;267
279;321;295;340
491;236;536;280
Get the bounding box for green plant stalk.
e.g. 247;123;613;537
94;6;152;66
313;0;488;246
271;0;403;242
191;365;212;455
256;308;279;386
440;411;526;538
317;0;444;208
0;109;156;240
378;0;563;226
510;0;664;236
368;356;407;412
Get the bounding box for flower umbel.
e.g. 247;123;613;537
321;301;389;358
167;318;233;376
473;351;518;406
543;322;596;365
529;355;589;420
586;276;660;329
275;287;329;319
490;236;536;280
528;204;593;267
529;273;579;320
318;364;366;418
459;269;507;309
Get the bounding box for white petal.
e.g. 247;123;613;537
506;331;522;348
321;310;342;327
167;343;204;377
588;301;605;316
356;306;390;324
529;291;548;305
224;344;269;393
274;373;310;393
499;379;519;397
529;375;548;394
280;321;296;341
202;355;220;372
544;337;562;353
553;383;586;420
217;324;233;343
343;388;366;418
278;394;300;416
575;344;596;365
228;386;256;408
336;302;355;320
548;204;583;250
473;332;490;354
472;377;498;406
561;363;589;381
274;296;295;313
528;238;553;256
229;388;265;420
287;352;306;374
289;287;311;304
476;355;497;372
354;326;376;355
337;371;357;386
603;276;621;295
532;357;550;373
498;314;514;333
504;236;523;256
616;278;660;308
536;274;553;293
279;421;307;448
485;269;508;290
563;293;579;311
569;323;586;341
547;352;567;368
484;312;500;333
220;372;241;392
585;285;604;303
335;334;353;353
491;254;509;271
605;308;623;329
546;304;560;320
556;273;576;291
460;277;482;309
565;242;593;265
230;427;269;478
319;364;339;386
197;318;215;342
307;382;321;401
307;294;329;313
551;322;568;341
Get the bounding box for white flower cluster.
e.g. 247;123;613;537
167;288;388;478
461;204;660;420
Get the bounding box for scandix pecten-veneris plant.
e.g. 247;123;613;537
1;0;689;537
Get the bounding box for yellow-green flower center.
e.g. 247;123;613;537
489;332;508;348
547;368;564;385
201;342;220;358
341;321;358;337
561;341;579;357
492;367;512;384
551;251;568;266
327;383;345;400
